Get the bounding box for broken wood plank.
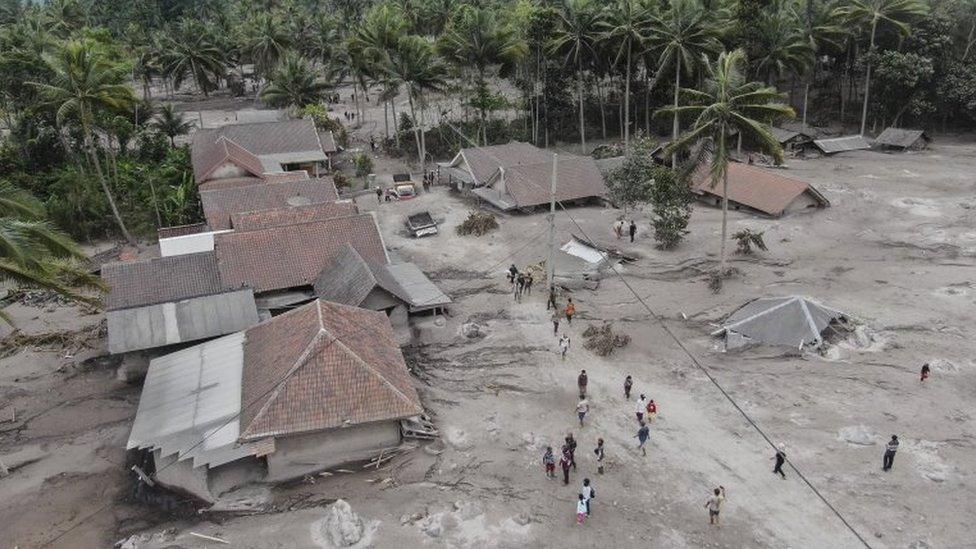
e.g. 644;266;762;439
188;532;228;544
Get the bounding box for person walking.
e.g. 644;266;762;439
629;220;637;243
613;219;624;239
645;398;657;421
636;421;650;456
565;433;578;470
561;451;573;485
772;445;787;479
375;186;382;203
624;375;633;400
576;494;587;525
543;446;556;479
507;264;518;284
577;370;588;397
920;363;930;382
635;394;647;423
705;486;726;527
525;273;534;295
580;478;595;516
594;438;605;474
565;298;576;325
547;285;558;311
559;335;571;360
576;397;589;427
514;273;525;302
552;310;561;335
883;435;899;471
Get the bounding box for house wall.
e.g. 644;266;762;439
264;421;401;482
209;162;249;180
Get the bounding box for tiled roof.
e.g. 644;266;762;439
692;163;829;216
102;252;222;310
214;213;389;293
198;177;266;192
501;155;607;208
238;299;423;441
319;130;337;154
200;177;340;230
192;119;327;182
313;244;408;307
460;141;551;184
230;200;359;231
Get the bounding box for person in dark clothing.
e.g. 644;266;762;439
920;363;930;382
624;375;633;400
577;370;588;398
560;451;572;485
883;435;899;471
565;433;578;470
580;478;594;515
375;187;382;203
629;220;637;243
547;286;557;310
772;445;787;479
594;439;605;474
514;273;525;302
525;273;533;295
552;310;561;335
507;264;518;284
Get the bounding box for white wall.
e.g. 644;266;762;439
265;422;401;482
159;230;233;257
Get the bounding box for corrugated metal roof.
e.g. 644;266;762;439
106;290;260;354
127;332;263;468
874;128;929;149
501;155;607;208
813;135;872;154
159;230;233;257
381;263;452;311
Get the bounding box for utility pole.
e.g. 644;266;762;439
546;153;558;291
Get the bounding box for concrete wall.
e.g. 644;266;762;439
265;421;401;482
153;449;213;502
208;457;266;499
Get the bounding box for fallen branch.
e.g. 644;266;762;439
189;532;228;544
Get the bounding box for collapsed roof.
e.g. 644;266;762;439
813;135;871;155
713;296;848;350
692;163;829;217
874;128;930;150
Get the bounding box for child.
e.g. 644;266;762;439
565;298;576;324
559;335;571;360
594;438;605;474
576;494;587;525
920;363;930;382
636;421;649;456
645;398;658;421
543;446;556;478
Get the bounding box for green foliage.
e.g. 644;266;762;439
648;165;693;250
354;153;374;179
260;52;329;109
297;104;349;147
604;136;657;209
733;228;768;255
868;50;935;123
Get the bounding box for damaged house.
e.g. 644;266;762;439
692;163;829;217
126;299;424;503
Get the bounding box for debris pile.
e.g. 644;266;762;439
582;323;631;357
0;321;106;358
319;499;367;547
456;211;499;237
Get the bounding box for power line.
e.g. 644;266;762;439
440;121;872;548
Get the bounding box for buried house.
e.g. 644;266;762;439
126;299;423;503
874;128;930;151
692;163;829;217
712;296;848;350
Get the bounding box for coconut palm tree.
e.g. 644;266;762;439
647;0;721;167
152;103;194;146
835;0;927;134
303;13;340;68
387;35;448;174
0;182;101;319
549;0;603;154
157;19;229;97
242;13;293;85
348;3;410;124
600;0;653;150
30;40;136;244
658;49;794;280
438;6;526;144
260;52;330;110
752;5;813;85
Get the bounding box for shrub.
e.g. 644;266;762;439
733;229;768;255
582;323;631;357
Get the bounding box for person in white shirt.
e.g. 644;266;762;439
705;486;726;526
576;494;587;525
636;394;647;422
576;398;589;426
580;478;595;516
558;335;571;360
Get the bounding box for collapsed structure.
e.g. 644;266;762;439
438;141;607;211
813;135;872;155
692;163;830;217
713;296;848;350
126;300;424;502
874;128;930;151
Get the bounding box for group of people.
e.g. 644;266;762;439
342;110;357;122
507;264;535;303
612;219;638;243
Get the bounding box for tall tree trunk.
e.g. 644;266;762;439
596;76;607;139
671;56;682;169
83;122;134;245
391;98;400;147
577;56;586;154
409;94;423;169
717;129;729;276
419;98;428;176
624;43;631;149
859;22;877;135
383;100;389;140
644;69;650;136
964;20;976;61
802;80;810;127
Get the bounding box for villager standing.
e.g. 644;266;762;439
508;264;518;284
576;397;589;427
883;435;899;471
624;375;633;399
552;310;561;335
613;219;624;239
576;494;587;525
543;446;556;478
515;273;525;302
559;335;571;360
920;363;930;382
594;438;605;474
565;433;578;470
705;486;726;526
577;369;588;397
629;220;637;243
645;398;657;421
525;273;534;295
375;186;382;203
561;451;573;485
772;445;787;479
565;298;576;325
636;421;649;456
580;478;595;515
